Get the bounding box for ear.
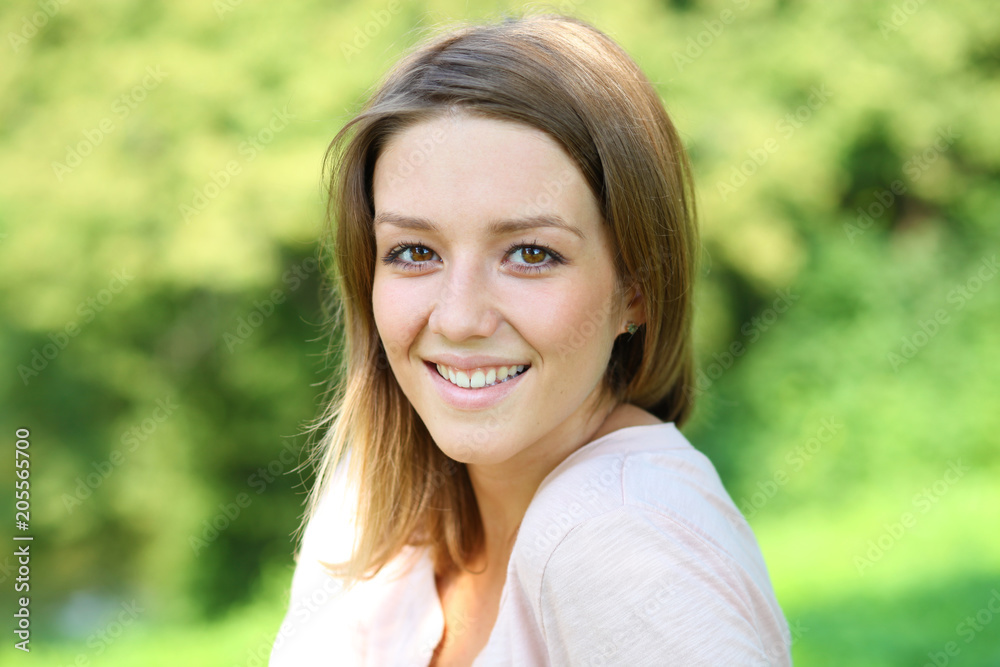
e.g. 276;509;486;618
620;283;645;333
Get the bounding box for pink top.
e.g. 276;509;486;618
269;423;792;665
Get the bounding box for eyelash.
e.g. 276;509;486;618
381;239;565;275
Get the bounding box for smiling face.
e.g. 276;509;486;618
371;112;642;468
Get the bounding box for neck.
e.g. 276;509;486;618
463;393;622;574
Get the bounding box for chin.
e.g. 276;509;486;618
428;427;520;466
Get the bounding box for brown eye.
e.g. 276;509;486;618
518;247;546;264
409;246;434;262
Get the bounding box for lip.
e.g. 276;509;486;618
424;361;529;410
424;353;531;371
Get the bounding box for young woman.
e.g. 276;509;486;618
271;14;790;666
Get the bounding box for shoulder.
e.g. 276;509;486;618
510;424;792;665
270;460;366;664
515;423;739;562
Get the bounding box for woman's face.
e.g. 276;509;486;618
371;113;639;467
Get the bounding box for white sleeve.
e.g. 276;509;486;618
538;506;791;666
269;461;362;666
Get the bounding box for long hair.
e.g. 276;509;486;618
298;13;698;585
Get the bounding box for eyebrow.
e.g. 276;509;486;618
373;211;586;240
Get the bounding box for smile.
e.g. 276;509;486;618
434;362;530;389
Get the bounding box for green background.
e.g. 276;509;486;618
1;0;998;664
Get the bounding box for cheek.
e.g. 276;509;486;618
520;274;619;362
372;276;431;362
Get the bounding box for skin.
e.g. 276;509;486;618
370;112;658;664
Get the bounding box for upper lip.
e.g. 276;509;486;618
423;353;531;371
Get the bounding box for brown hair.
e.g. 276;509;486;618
300;12;698;584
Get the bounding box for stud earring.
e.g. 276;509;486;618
626;322;639;335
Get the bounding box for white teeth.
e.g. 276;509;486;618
434;362;529;389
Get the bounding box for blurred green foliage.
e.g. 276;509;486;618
1;0;998;664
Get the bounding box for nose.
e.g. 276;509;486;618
427;260;501;342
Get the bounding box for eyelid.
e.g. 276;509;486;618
381;246;439;273
380;240;565;273
503;240;565;270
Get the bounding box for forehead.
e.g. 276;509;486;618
372;114;601;236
